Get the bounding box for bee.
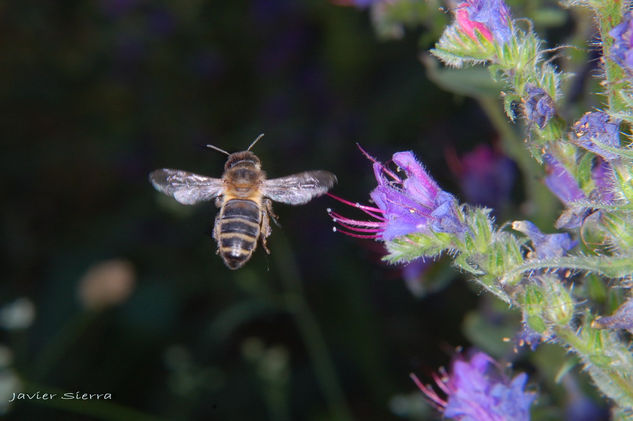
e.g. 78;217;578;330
149;134;337;269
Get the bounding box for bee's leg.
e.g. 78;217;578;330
212;213;221;255
260;204;272;254
265;199;281;228
212;197;224;255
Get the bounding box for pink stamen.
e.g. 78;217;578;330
356;143;380;164
327;193;383;213
380;164;401;183
336;221;382;233
326;193;386;221
358;207;386;221
409;373;447;409
433;372;452;395
332;227;379;239
327;210;383;227
356;143;401;182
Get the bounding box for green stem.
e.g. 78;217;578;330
272;234;354;421
595;1;628;114
477;97;558;225
18;381;165;421
554;326;633;408
499;255;633;282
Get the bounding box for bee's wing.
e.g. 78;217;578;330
262;171;337;205
149;169;224;205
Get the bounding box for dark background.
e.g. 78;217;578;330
1;0;600;420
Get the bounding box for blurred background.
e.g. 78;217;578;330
0;0;609;420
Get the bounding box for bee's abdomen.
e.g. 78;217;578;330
218;199;261;270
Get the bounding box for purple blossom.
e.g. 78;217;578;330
454;145;515;209
591;159;617;203
512;221;577;259
572;112;620;161
594;298;633;331
402;257;432;283
609;12;633;72
330;0;381;8
412;352;535;421
402;258;433;297
456;0;512;45
515;324;543;351
525;84;556;129
564;385;608;421
543;154;585;205
328;147;465;241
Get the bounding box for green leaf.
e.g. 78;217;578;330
463;310;516;357
422;55;505;97
532;8;569;28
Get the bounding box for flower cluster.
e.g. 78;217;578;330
524;84;556;129
329;0;381;8
328;147;465;241
343;0;633;414
609;12;633;73
455;0;512;45
593;298;633;332
572;112;621;161
591;159;617;204
512;220;577;259
542;152;619;228
411;351;535;421
542;154;585;205
451;145;516;210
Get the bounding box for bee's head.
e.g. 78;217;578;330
224;151;261;170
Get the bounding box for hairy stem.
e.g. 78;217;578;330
554;326;633;408
500;255;633;282
595;1;628;114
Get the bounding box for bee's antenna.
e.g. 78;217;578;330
206;144;230;156
247;133;265;151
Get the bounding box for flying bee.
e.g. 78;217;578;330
149;134;337;269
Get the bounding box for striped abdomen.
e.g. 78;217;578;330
217;198;261;270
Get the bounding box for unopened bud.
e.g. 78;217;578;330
523;284;547;333
543;278;574;326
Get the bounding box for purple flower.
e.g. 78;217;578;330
456;0;512;45
609;12;633;72
543;154;585;205
564;380;609;421
593;298;633;332
515;324;543;351
330;0;381;8
591;159;617;203
525;84;556;129
572;112;620;161
453;145;516;209
402;257;432;282
402;258;431;297
411;351;535;421
512;220;577;259
328;147;465;241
